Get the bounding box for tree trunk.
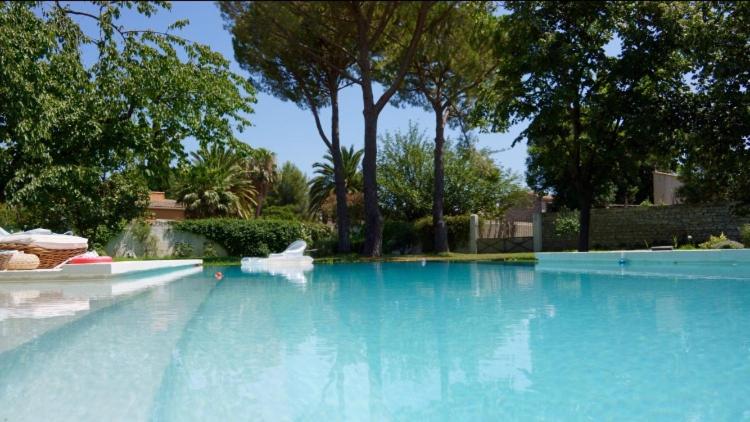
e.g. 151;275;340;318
254;189;265;218
329;90;351;253
362;108;382;257
432;107;449;253
578;194;592;252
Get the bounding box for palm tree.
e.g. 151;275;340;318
175;144;257;218
309;145;363;215
247;148;277;217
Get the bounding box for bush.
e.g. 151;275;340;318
741;224;750;246
414;215;471;252
699;233;744;249
261;204;301;221
554;210;580;238
203;241;218;258
172;218;332;257
173;242;194;258
383;220;419;254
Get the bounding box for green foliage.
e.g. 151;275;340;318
174;144;257;219
0;204;27;232
480;2;689;250
131;219;152;243
261;205;301;222
699;233;744;250
0;2;254;241
173;242;194;258
173;218;332;257
377;124;526;220
382;221;419;254
677;2;750;205
394;2;500;130
267;162;308;218
309;146;364;215
741;225;750;247
414;215;471;253
7;167;149;247
202;241;218;258
247;148;277;217
554;210;581;239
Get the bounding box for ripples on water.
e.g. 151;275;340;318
1;262;750;421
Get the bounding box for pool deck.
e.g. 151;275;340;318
537;248;750;264
0;259;203;282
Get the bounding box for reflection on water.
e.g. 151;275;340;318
3;262;750;421
241;261;313;283
0;267;215;422
0;266;202;353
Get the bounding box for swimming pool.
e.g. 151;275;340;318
2;261;750;420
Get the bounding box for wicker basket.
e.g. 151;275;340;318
6;252;40;270
0;250;16;270
0;243;86;269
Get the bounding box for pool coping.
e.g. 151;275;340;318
0;259;203;282
536;248;750;264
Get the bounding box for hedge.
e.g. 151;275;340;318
172;218;332;257
379;215;471;254
414;215;471;252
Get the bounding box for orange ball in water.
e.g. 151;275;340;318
214;271;223;280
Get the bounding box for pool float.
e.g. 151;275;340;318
241;240;313;282
68;255;113;264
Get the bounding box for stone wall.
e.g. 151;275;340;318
106;220;227;258
541;204;750;251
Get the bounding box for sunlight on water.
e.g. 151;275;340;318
2;262;750;421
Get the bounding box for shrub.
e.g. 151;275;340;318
0;203;28;231
172;218;332;257
203;241;218;258
554;210;580;238
383;220;418;254
414;215;471;252
173;242;194;258
699;233;744;249
261;204;301;221
741;224;750;246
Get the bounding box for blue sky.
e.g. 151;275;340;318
64;1;530;180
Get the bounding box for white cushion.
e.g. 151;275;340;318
0;234;88;250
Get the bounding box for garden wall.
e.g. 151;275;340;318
106;220;227;258
541;204;750;251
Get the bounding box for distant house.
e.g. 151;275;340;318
653;171;683;205
147;192;185;220
504;192;553;221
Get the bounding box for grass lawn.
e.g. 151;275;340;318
114;252;536;266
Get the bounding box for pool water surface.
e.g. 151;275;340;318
2;262;750;421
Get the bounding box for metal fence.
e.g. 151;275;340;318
477;218;534;253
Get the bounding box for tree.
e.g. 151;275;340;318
267;161;309;218
220;2;356;252
482;2;688;251
344;2;436;256
247;148;277;218
378;124;526;221
677;2;750;206
392;2;498;251
174;144;257;219
309;146;364;216
0;2;254;243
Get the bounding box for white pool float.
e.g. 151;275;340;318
241;240;313;282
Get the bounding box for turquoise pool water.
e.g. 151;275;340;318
2;262;750;421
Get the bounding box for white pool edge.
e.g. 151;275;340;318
0;259;203;282
536;249;750;265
